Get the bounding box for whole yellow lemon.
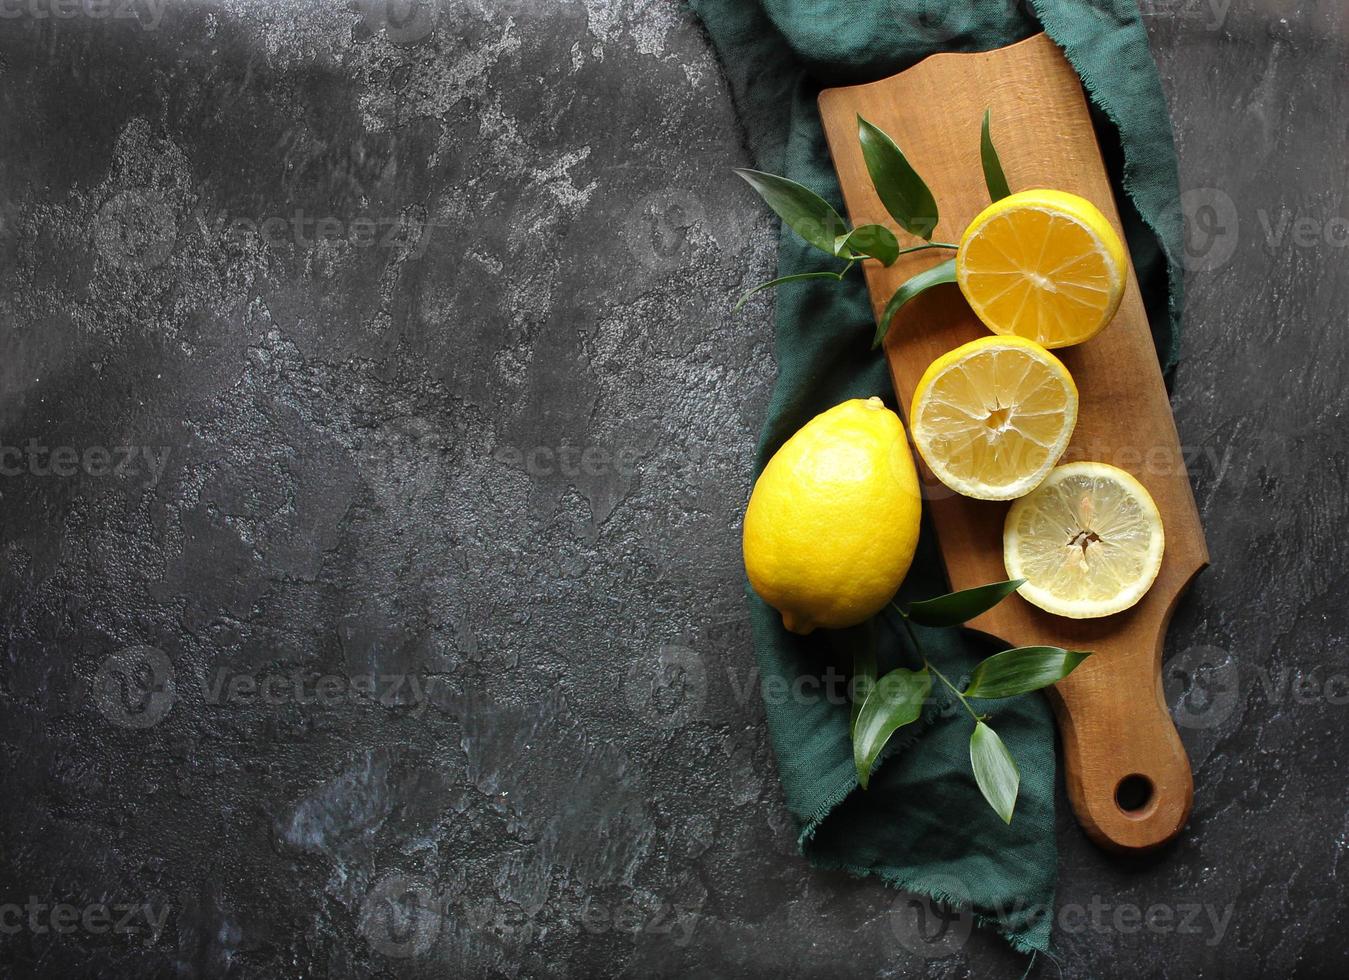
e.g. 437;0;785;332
743;397;922;635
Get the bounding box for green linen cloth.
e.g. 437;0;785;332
688;0;1185;955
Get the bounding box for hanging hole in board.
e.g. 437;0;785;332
1115;773;1155;814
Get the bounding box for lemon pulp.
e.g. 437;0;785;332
909;335;1077;501
956;189;1128;348
1004;461;1165;618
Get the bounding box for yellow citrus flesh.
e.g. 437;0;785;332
909;335;1078;501
1004;462;1165;619
956;189;1128;348
743;397;922;635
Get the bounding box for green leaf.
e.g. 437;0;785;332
851;643;877;739
963;647;1092;700
970;721;1020;824
902;579;1025;628
872;257;956;348
857;116;939;240
734;265;854;311
853;667;931;789
735;168;849;255
836;224;900;266
980;108;1012;203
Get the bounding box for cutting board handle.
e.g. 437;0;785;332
1047;600;1196;851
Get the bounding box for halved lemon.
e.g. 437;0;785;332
956;189;1128;348
909;335;1077;500
1004;462;1165;619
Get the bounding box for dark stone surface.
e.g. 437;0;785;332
0;2;1344;977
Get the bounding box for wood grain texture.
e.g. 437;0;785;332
819;33;1209;852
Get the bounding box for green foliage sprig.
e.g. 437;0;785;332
851;580;1091;824
736;108;1012;347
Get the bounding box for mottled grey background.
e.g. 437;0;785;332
0;1;1345;977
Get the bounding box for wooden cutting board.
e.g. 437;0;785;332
818;33;1208;852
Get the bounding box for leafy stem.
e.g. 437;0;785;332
852;582;1092;824
733;108;1013;350
873;258;958;349
898;241;958;254
927;656;983;724
894;605;980;724
734;261;856;311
